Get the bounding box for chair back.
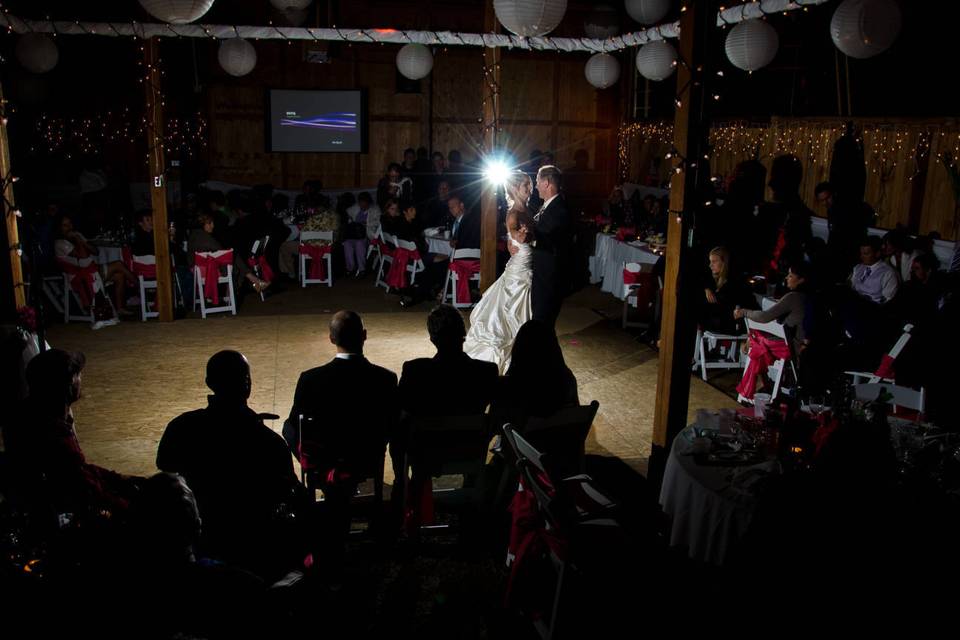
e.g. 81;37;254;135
406;414;489;477
251;235;270;257
297;414;385;485
395;237;419;253
745;317;788;341
381;231;398;247
300;230;333;243
452;248;481;260
512;401;599;479
854;383;926;413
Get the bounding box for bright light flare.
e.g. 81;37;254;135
483;159;511;186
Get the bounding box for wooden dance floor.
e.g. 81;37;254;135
42;279;736;480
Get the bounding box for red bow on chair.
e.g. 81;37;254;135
58;259;99;308
874;354;895;380
195;250;233;305
403;475;435;534
132;261;157;279
246;255;275;284
298;243;332;280
735;330;792;400
615;227;637;241
622;268;642;285
385;247;420;289
449;259;480;303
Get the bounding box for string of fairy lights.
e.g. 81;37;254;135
33;110;207;158
618;121;960;184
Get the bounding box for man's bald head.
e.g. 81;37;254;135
329;310;366;353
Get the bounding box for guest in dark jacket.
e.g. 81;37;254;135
701;246;755;335
187;213;269;294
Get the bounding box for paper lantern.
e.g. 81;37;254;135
494;0;568;37
15;33;58;74
585;53;621;89
635;40;676;81
725;19;779;72
278;8;308;26
584;5;620;39
269;0;312;9
830;0;901;59
625;0;671;26
396;44;434;80
218;38;257;77
138;0;215;24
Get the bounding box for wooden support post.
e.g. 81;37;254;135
143;38;174;322
479;0;500;291
649;1;714;482
0;82;25;310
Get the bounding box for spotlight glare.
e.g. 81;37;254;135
483;160;511;187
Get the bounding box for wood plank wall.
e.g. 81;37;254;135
205;40;620;209
625;117;960;240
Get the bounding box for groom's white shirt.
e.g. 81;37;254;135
536;194;559;219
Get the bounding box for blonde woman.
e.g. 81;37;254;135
701;246;753;335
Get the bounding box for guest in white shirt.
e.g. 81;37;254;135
55;214;134;317
881;229;918;283
343;192;380;277
850;236;899;304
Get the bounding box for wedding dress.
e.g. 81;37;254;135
463;231;533;373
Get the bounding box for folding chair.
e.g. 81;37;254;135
249;236;271;302
132;254;158;321
442;248;481;308
621;262;660;330
737;317;797;403
853;382;926;416
60;265;116;324
366;223;384;275
193;250;237;318
692;328;747;381
845;323;913;384
394;237;425;286
374;232;396;290
299;230;334;288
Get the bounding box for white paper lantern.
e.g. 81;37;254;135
218;38;257;77
396;44;434;80
585;53;621;89
494;0;568;37
635;40;676;81
830;0;901;59
625;0;671;26
279;8;308;26
269;0;312;9
725;19;779;72
584;5;620;39
138;0;215;24
15;33;58;74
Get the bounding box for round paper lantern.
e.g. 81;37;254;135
15;33;58;74
269;0;312;9
584;4;620;39
493;0;568;37
218;38;257;77
396;44;434;80
625;0;671;26
725;19;779;72
585;53;621;89
138;0;215;24
279;8;308;26
830;0;901;59
635;40;676;81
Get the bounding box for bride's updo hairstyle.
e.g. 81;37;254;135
504;170;532;212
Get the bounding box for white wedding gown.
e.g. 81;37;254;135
463;233;533;374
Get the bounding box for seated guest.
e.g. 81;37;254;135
896;251;943;328
377;163;412;210
55;213;134;317
393;203;450;307
425;179;453;229
278;198;340;280
348;191;382;245
188;213;269;293
701;246;754;335
735;262;812;354
882;228;918;283
851;236;899;305
5;350;142;528
379;198;403;236
603;187;628;227
448;193;480;250
157;350;305;580
394;305;499;521
341;192;373;277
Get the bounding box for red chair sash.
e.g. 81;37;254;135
195;251;233;305
449;259;481;303
58;259;98;308
735;330;792;400
121;246;134;272
622;268;642;285
594;214;611;226
769;228;787;272
298;243;332;280
403;476;434;534
874;354;895;380
385;247;421;288
246;255;275;284
615;227;637;241
132;261;157;279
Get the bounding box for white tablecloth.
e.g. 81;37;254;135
425;232;453;257
590;233;662;299
659;423;775;566
96;245;123;266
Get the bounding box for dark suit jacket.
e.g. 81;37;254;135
398;352;499;420
531;194;572;323
453;210;481;250
283;356;398;475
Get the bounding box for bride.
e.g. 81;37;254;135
463;170;535;373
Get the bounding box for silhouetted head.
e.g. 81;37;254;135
427;305;466;353
26;348;85;407
508;320;566;376
205;350;251;401
330;310;366;354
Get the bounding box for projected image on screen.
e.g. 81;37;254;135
268;90;365;152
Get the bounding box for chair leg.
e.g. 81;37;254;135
326;254;333;287
139;277;148;321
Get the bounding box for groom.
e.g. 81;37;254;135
528;165;572;327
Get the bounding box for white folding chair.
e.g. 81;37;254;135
249;236;270;302
737;318;797;403
854;383;926;416
60;259;116;324
193;249;237;318
42;275;66;317
395;237;425;286
845;324;914;385
366;223;383;274
299;230;334;288
132;254;158;321
374;231;396;290
692;328;748;380
442;247;481;308
621;261;659;330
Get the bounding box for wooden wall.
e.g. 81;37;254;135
205;40;620;204
624;117;960;240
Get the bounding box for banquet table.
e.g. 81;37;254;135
659;415;779;566
589;233;663;299
424;229;454;257
92;244;123;269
